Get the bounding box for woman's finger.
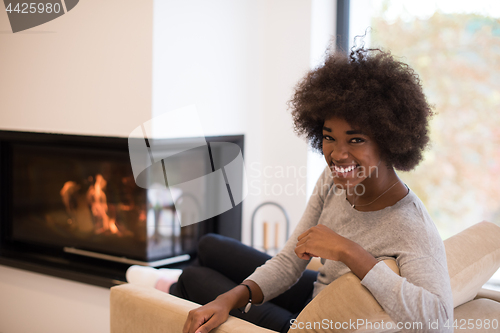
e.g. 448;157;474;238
195;314;224;333
295;235;307;247
294;243;312;260
297;228;311;241
183;310;194;333
189;314;210;333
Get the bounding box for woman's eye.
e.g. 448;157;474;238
323;135;334;141
350;138;364;143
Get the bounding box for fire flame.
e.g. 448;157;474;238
86;174;120;235
61;174;122;235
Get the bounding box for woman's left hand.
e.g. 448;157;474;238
294;224;355;262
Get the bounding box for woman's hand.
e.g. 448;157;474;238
294;224;355;261
182;281;263;333
183;298;231;333
295;224;378;280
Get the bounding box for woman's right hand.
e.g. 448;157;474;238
182;281;262;333
182;297;231;333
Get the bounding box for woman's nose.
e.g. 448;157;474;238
330;143;349;161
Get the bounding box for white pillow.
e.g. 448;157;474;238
444;221;500;307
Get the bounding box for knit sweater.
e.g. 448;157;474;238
246;167;453;332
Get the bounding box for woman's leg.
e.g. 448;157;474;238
270;269;317;314
196;233;272;283
194;233;318;314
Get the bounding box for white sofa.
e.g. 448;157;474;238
110;221;500;333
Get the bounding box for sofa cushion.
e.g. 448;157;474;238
110;284;274;333
444;221;500;307
289;259;398;333
454;298;500;332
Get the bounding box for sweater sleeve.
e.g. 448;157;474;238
361;257;454;333
245;167;332;303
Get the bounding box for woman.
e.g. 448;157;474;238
172;47;453;333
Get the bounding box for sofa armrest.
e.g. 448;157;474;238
110;284;275;333
306;257;323;271
475;287;500;303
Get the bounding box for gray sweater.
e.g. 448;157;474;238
246;167;453;332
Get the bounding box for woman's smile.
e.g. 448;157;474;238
330;162;359;178
322;117;382;189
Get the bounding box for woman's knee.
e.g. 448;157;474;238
178;265;199;284
198;233;221;253
197;233;232;264
175;265;237;304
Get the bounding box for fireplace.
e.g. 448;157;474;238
0;130;244;287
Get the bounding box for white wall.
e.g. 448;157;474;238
0;0;153;137
152;0;314;247
307;0;336;199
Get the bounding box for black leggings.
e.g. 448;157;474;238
170;233;318;333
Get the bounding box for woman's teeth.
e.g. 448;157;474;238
333;165;357;173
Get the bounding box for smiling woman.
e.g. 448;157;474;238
170;47;453;333
322;117;405;209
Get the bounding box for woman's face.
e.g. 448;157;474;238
322;117;385;189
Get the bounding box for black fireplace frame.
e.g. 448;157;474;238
0;130;244;287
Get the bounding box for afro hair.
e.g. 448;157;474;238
289;47;433;171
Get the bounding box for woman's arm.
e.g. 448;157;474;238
243;167;332;303
294;224;453;333
183;280;263;333
182;167;333;333
294;224;378;279
360;257;453;333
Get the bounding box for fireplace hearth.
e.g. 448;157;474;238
0;130;244;287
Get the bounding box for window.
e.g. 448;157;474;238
350;0;500;290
